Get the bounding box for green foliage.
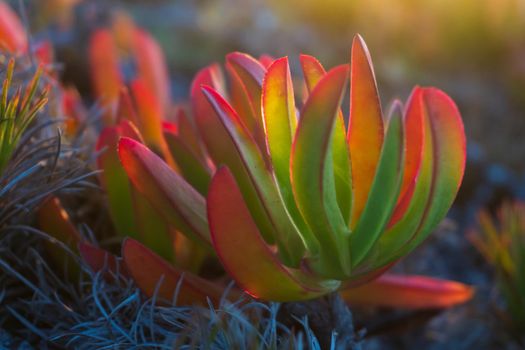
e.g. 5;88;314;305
471;201;525;337
0;59;47;175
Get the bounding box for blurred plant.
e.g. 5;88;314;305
116;35;468;303
470;201;525;340
89;11;170;124
87;14;197;271
0;1;27;54
0;59;47;175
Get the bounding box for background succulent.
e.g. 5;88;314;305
470;201;525;344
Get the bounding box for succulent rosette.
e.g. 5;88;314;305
118;35;466;301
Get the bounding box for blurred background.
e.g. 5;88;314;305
9;0;525;213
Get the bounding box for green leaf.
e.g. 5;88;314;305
96;122;140;239
118;137;211;245
191;65;277;245
226;53;267;153
300;54;352;226
350;101;405;267
291;64;350;278
348;35;384;228
208;167;338;301
201;86;306;266
164;130;211;195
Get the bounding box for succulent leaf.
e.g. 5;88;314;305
348;34;384;228
164;129;211;195
79;242;129;278
191;66;277;245
201;86;306;265
340;274;474;309
291;64;350;277
350;101;404;267
38;197;82;280
0;1;28;53
118;137;211;245
122;238;224;305
300;54;353;225
133;28;171;115
390;87;425;226
208;167;338;301
97;122;141;238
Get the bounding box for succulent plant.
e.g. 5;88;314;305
0;1;27;54
118;35;467;301
0;3;476;347
89;12;170;125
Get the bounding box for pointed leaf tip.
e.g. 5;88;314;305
341;274;474;309
118;137;211;244
349;34;384;228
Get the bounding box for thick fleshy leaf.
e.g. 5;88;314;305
226;52;265;114
79;242;128;278
226;52;267;152
130;79;171;161
38;197;82;250
262;57;310;236
115;87;140;126
173;230;209;273
164;129;211;195
38;197;82;280
373;101;434;266
388;88;425;227
348;34;384;228
191;65;237;167
208;167;338;301
261;59;319;244
300;54;352;224
291;65;350;278
399;88;425;203
192;66;277;246
340;274;474;309
118;137;211;244
98;120;174;263
300;54;325;92
376;87;465;266
123;238;225;305
404;88;466;249
175;108;207;161
89;29;122;124
262;57;297;186
201;86;306;265
0;1;27;53
61;87;86;136
131;188;175;262
133;28;171;116
350;101;404;267
97;122;140;238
